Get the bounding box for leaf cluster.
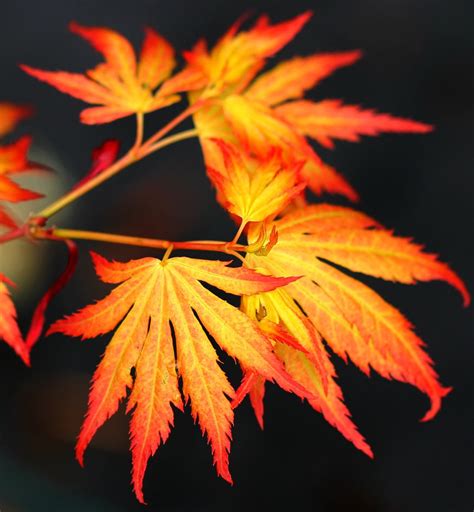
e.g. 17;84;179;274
0;11;469;505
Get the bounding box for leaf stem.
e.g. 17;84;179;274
230;220;246;245
140;129;198;158
140;99;205;153
227;249;247;265
161;244;174;264
34;129;198;221
34;152;133;219
33;102;205;221
30;226;247;255
132;112;145;155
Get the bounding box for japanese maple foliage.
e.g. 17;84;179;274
0;10;469;506
22;23;202;124
186;12;432;202
0;104;42;226
0;103;45;363
49;254;307;502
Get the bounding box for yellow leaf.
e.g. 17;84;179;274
49;253;306;503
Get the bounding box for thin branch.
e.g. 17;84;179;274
33;99;207;222
140;99;205;152
34;151;133;220
30;226;247;255
33;127;199;221
140;129;198;158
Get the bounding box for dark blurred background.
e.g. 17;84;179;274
0;1;472;511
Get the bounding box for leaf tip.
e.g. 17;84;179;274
89;250;108;277
44;325;55;337
350;48;363;61
20;348;31;367
68;20;85;35
75;444;86;468
218;466;234;486
19;64;41;79
459;284;471;308
365;446;374;459
297;10;314;25
420;386;451;422
132;479;147;506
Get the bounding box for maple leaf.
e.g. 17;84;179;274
0;274;29;364
0;103;45;229
245;51;362;106
187;12;431;201
184;12;312;96
238;287;373;458
275;99;433;149
0;102;49;362
0;136;43;203
48;252;310;503
241;204;468;434
206;138;305;224
0;237;77;363
22;23;201;124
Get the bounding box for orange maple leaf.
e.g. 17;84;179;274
187;12;432;201
184;12;312;96
1;12;466;506
239;287;373;457
206;138;305;225
0;136;42;203
22;23;202;124
0;102;53;360
0;103;44;229
0;274;29;364
239;204;468;438
275;99;433;149
48;252;309;503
